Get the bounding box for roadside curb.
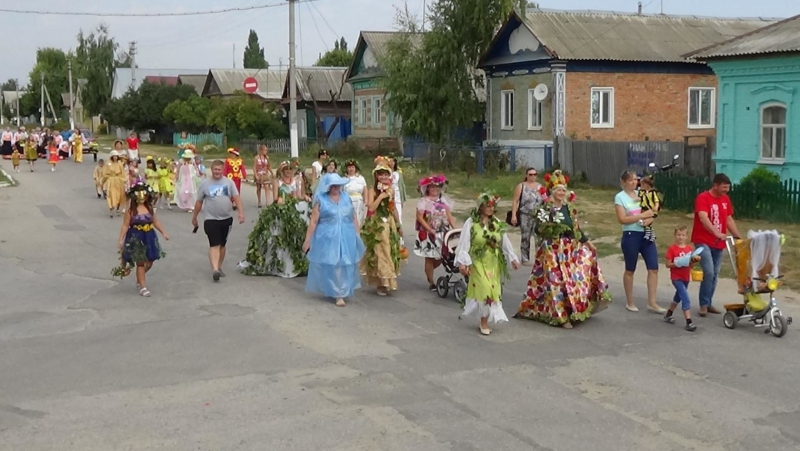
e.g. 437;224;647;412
0;164;16;188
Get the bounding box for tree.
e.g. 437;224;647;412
380;1;516;143
207;94;286;140
243;30;269;69
74;24;122;116
315;37;354;67
103;81;196;131
163;96;213;133
304;71;347;144
19;48;71;118
1;79;19;91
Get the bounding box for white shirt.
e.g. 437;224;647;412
344;175;367;198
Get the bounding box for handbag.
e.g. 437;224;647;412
505;184;523;227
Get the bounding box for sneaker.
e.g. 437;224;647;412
213;270;221;282
664;313;675;324
429;284;437;292
685;322;697;332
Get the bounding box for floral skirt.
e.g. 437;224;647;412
517;238;611;326
122;228;164;264
413;226;450;260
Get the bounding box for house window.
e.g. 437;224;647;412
527;89;542;130
372;97;382;126
591;88;614;128
688;88;715;128
761;104;787;161
501;90;514;130
358;98;368;126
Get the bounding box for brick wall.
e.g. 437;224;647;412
565;72;718;142
352;87;390;138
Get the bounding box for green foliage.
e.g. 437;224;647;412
163;96;213;133
380;0;516;143
19;48;71;118
243;29;269;69
360;205;402;275
74;24;122;116
315;37;354;67
243;199;308;276
740;166;780;185
207;95;287;140
103;81;196;131
97;123;107;134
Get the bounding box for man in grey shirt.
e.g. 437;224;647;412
192;160;245;281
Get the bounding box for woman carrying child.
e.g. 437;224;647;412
457;192;520;335
114;180;169;297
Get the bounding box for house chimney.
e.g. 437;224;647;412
637;1;643;15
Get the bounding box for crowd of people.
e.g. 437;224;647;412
105;136;739;335
1;125;92;171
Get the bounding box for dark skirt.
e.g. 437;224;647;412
121;227;164;264
0;141;11;157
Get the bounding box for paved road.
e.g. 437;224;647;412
1;158;799;451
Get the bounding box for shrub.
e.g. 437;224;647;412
731;167;796;222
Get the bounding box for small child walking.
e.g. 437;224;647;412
24;136;38;172
93;159;106;199
11;147;21;172
47;138;59;171
664;226;700;331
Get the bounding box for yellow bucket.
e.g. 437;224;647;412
691;268;704;282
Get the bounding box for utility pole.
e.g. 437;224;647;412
288;0;298;158
68;61;75;130
15;79;20;126
129;41;137;90
233;44;236;69
422;0;426;31
40;72;45;127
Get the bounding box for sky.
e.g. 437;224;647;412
1;0;796;87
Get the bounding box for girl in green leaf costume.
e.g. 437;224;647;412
457;193;520;336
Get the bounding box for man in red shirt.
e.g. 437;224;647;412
691;173;741;316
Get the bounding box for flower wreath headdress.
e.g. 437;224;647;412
126;179;155;202
373;155;392;174
542;170;577;203
418;174;448;196
343;158;361;173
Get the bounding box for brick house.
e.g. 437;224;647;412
345;31;420;150
478;8;774;146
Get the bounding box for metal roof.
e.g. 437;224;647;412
177;74;207;95
689;14;800;59
203;69;288;100
294;67;353;102
521;9;777;62
111;68;207;99
361;31;422;58
2;91;27;104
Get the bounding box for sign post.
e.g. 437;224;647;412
243;77;258;94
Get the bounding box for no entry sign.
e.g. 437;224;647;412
243;77;258;94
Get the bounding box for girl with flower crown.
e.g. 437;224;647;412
240;160;310;278
360;156;404;296
114;180;169;297
516;170;611;328
457;193;520;335
414;174;456;290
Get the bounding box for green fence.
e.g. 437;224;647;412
656;174;800;223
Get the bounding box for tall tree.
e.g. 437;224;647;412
243;30;269;69
380;1;516;143
103;81;196;131
19;48;71;118
74;24;120;116
1;79;19;91
315;37;354;67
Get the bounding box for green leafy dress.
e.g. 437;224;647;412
457;216;519;323
359;191;402;290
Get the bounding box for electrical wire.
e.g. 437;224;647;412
305;2;329;53
0;0;317;17
137;8;269;49
309;1;339;39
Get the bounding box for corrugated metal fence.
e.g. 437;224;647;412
405;141;553;174
556;136;714;187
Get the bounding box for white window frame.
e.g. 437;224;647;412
527;88;543;130
358;98;368;126
372;96;382;126
759;102;787;163
688;87;716;129
501;90;514;130
590;87;614;129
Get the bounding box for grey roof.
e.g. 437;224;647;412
111;68;208;99
178;74;207;95
361;31;422;58
521;9;777;62
294;67;353;102
202;69;288;100
2;91;27;105
688;14;800;59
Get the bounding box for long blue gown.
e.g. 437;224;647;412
305;191;365;299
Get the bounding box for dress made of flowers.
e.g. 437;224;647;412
360;193;402;290
517;203;611;326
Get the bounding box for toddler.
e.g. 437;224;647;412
93;159;106;199
664;226;701;331
638;175;661;242
11;148;21;172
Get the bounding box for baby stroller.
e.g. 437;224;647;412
436;229;468;304
723;231;792;337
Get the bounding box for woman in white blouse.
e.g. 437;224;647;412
342;159;368;226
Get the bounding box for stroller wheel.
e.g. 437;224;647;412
771;314;788;338
723;311;738;330
436;276;449;298
454;279;467;304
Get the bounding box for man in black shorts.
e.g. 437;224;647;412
192;160;245;281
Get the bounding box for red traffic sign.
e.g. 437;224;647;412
243;77;258;94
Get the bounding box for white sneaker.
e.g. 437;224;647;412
51;167;55;172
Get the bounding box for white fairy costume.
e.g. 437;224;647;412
344;174;367;225
391;171;403;221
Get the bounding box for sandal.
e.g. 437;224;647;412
480;327;491;336
336;298;346;307
562;322;573;329
139;287;151;297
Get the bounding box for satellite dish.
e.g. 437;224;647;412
533;84;549;101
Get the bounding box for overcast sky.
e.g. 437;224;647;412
2;0;796;86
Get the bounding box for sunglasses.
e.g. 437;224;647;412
527;172;537;176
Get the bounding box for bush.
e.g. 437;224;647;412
731;166;790;221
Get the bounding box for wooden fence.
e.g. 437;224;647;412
656;173;800;223
556;136;715;186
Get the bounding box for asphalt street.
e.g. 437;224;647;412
0;156;799;451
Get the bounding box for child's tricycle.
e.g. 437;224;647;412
722;232;793;337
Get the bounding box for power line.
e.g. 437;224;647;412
309;1;339;39
0;1;316;17
305;2;329;52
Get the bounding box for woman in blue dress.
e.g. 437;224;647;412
114;180;169;297
303;173;366;307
